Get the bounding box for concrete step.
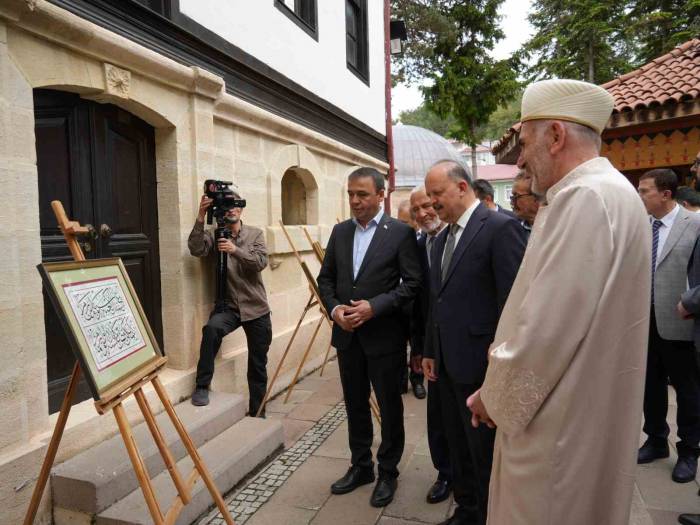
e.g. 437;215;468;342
96;415;284;525
52;391;246;519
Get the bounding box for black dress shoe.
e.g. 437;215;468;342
330;466;375;495
637;439;669;464
679;514;700;525
191;387;209;406
673;454;698;483
426;478;451;503
412;382;427;399
370;476;397;507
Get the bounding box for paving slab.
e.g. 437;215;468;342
384;453;452;524
245;503;317;525
288;402;339;422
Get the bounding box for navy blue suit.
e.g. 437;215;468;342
425;203;525;524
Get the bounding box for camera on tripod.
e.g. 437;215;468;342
203;180;247;312
204;179;247;226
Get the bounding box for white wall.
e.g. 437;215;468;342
180;0;387;135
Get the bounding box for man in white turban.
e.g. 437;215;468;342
467;79;652;524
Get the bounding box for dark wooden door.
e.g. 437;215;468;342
34;89;163;413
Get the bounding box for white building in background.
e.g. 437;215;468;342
450;141;497;166
0;1;389;522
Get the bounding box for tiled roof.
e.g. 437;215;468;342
492;39;700;156
601;38;700;114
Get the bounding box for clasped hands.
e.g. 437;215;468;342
333;300;373;331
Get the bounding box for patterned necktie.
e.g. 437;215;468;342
651;219;663;304
441;224;458;283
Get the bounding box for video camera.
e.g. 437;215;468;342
204;179;246;226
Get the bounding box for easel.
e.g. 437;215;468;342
24;201;235;525
256;221;380;423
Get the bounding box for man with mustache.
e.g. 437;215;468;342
409;186;452;504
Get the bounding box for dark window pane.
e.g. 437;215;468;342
347;34;358;68
295;0;315;28
346;1;358;37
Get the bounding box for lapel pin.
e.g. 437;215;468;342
383;224;388;229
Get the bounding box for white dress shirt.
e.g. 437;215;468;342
352;208;384;279
441;199;480;268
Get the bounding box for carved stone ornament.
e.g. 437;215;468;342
103;63;131;100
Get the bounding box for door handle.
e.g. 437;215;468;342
100;223;113;239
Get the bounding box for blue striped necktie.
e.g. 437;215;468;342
651;219;663;304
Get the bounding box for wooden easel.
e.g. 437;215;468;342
24;201;235;525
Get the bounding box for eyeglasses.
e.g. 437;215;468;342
510;192;534;204
692;159;700;169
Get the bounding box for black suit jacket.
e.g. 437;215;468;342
424;203;526;384
317;214;422;356
408;232;432;357
497;206;518;220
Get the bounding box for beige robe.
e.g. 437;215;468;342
480;157;651;525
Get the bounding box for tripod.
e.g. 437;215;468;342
214;218;232;312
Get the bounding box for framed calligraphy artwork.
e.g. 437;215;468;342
38;258;162;402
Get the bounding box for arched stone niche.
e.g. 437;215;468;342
266;144;324;254
281;167;319;225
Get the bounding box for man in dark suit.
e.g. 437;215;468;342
317;167;422;507
409;186;452;504
423;160;526;525
472;178;517;219
509;170;542;239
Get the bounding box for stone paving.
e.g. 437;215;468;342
198;360;700;525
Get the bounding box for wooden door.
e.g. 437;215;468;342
34;89;163;413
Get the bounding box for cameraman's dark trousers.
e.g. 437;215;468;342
196;306;272;415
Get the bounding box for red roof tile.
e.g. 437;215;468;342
600;38;700;114
493;39;700;156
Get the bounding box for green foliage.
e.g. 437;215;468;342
627;0;700;63
397;104;459;137
521;0;634;84
391;0;521;148
476;95;522;142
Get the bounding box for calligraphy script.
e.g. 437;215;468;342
63;276;146;371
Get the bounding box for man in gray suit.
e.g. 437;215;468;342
637;168;700;483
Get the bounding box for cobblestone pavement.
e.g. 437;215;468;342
198;360;700;525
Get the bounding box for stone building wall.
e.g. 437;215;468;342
0;1;386;523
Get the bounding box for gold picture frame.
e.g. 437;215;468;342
38;258;163;403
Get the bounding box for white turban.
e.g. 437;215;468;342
521;79;614;135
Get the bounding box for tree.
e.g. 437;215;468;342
392;0;520;177
627;0;700;64
397;103;459;137
521;0;634;84
477;94;522;143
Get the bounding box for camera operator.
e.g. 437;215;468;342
188;192;271;416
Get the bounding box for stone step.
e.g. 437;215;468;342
96;415;284;525
52;391;247;518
